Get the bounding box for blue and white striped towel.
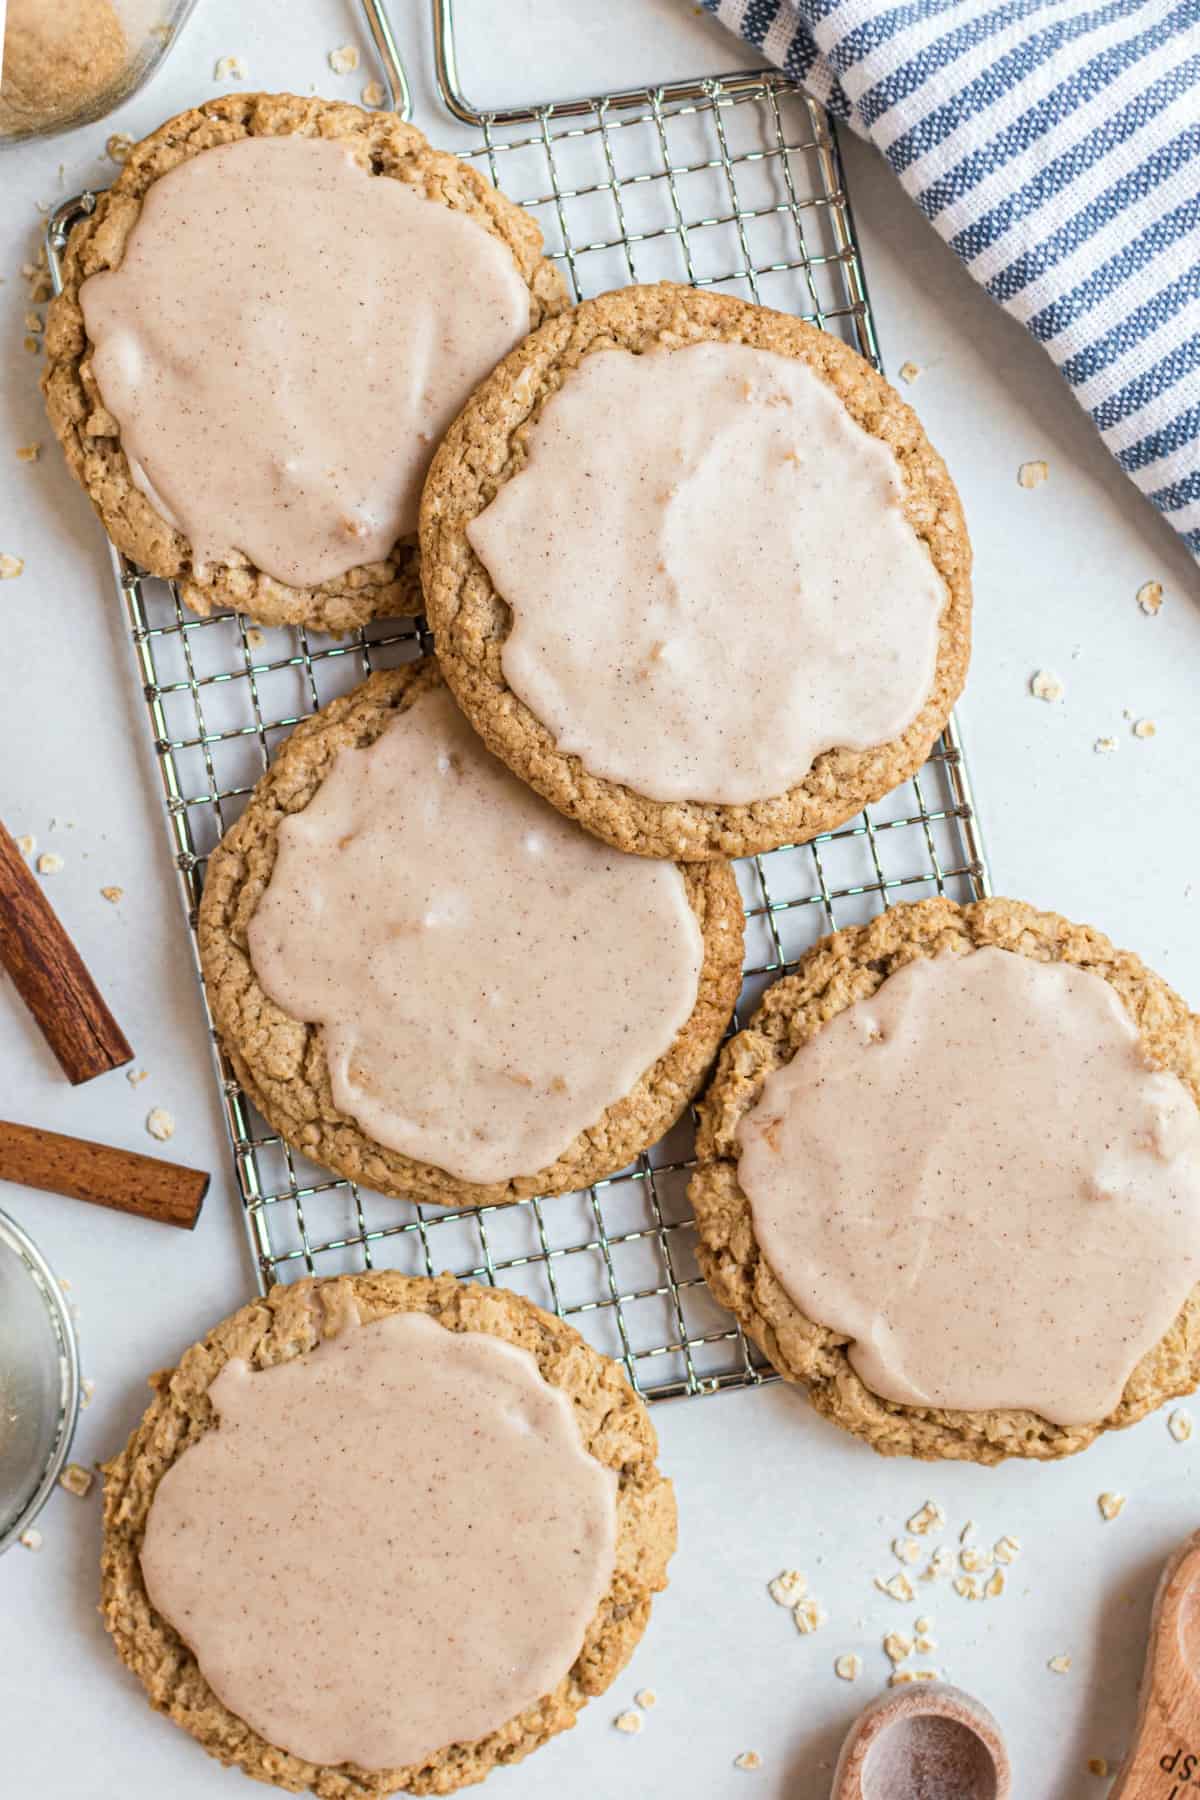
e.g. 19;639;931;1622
703;0;1200;558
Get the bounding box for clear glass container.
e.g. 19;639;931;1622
0;1208;80;1555
0;0;197;145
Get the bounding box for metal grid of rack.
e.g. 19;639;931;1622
45;5;989;1402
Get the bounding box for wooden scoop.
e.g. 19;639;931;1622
1111;1528;1200;1798
832;1682;1011;1800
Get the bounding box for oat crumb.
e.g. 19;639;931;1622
126;1068;149;1087
1087;1758;1109;1778
984;1569;1006;1599
106;133;134;164
81;1378;96;1408
1;552;25;578
100;885;123;903
953;1575;982;1601
914;1615;934;1635
875;1572;916;1604
59;1463;94;1499
959;1546;994;1574
1048;1654;1072;1675
883;1631;913;1665
994;1535;1021;1564
24;335;40;354
24;311;43;332
1133;718;1157;739
329;43;360;73
892;1537;921;1565
36;851;64;875
1137;580;1163;615
244;626;266;649
18;1528;42;1551
907;1501;946;1537
1098;1491;1126;1522
146;1107;175;1142
733;1751;762;1771
634;1689;657;1710
891;1668;938;1685
898;361;920;383
793;1597;827;1634
16;834;35;857
214;54;248;80
614;1710;642;1735
1030;669;1064;702
915;1635;937;1654
768;1569;807;1607
1094;736;1119;755
16;444;41;462
920;1547;956;1582
959;1520;975;1544
361;79;385;107
1018;459;1050;488
1169;1409;1193;1443
834;1652;862;1682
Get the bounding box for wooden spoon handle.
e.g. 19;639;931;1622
0;1120;208;1230
0;819;133;1084
1110;1531;1200;1799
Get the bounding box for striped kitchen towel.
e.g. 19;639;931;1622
703;0;1200;558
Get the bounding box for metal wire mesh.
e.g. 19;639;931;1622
46;66;989;1403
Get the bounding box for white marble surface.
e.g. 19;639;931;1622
1;3;1198;1797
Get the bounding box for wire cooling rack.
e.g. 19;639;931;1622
46;0;990;1402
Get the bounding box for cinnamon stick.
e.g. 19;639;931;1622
0;1120;208;1230
0;818;133;1084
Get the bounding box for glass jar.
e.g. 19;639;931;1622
0;0;198;145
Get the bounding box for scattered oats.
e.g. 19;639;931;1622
915;1636;937;1654
18;1528;42;1551
994;1535;1021;1564
1133;718;1157;739
614;1711;642;1735
1048;1654;1072;1675
875;1573;915;1604
907;1501;946;1536
1;553;26;579
1087;1758;1109;1778
329;43;360;74
1018;459;1049;488
24;311;43;332
244;626;266;649
898;361;920;383
214;54;248;80
81;1378;95;1408
834;1653;862;1682
106;132;134;164
793;1597;828;1634
920;1547;956;1582
58;1277;71;1292
16;834;35;857
361;79;386;107
959;1520;975;1544
126;1068;149;1087
634;1689;657;1710
768;1569;807;1607
23;336;40;354
733;1751;762;1771
100;885;123;903
891;1669;938;1685
953;1576;982;1601
59;1463;94;1499
1030;669;1064;702
914;1615;934;1636
984;1569;1006;1599
145;1107;175;1142
36;851;64;875
30;274;52;303
16;444;41;462
892;1537;921;1565
1137;580;1163;616
1098;1491;1126;1521
960;1546;994;1574
1169;1409;1193;1443
1094;736;1119;755
883;1631;913;1665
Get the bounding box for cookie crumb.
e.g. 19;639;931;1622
329;44;360;73
16;444;40;462
1018;459;1049;488
1098;1491;1126;1521
875;1572;915;1604
898;361;920;384
1132;718;1156;739
1094;736;1118;754
634;1689;657;1710
614;1710;642;1734
733;1750;762;1771
100;885;123;903
892;1537;921;1564
1048;1654;1072;1675
214;54;248;80
1169;1409;1193;1443
883;1631;913;1664
0;552;25;578
907;1500;946;1536
793;1596;827;1634
146;1107;175;1142
126;1068;149;1087
994;1535;1021;1564
984;1569;1006;1599
1087;1758;1109;1777
361;79;385;107
106;133;134;163
36;851;64;875
25;311;43;333
18;1528;42;1551
59;1463;94;1499
834;1652;862;1681
768;1569;807;1607
1136;580;1163;616
1030;669;1064;702
244;626;266;650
